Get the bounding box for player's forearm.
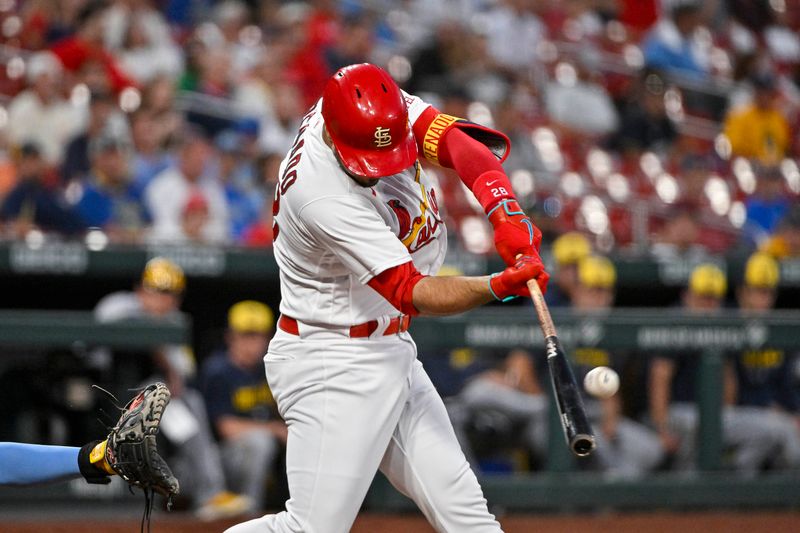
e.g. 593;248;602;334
412;275;494;316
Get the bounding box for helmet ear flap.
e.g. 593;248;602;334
322;63;417;178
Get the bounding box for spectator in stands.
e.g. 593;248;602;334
729;253;800;470
760;205;800;258
259;81;308;156
546;231;592;307
145;125;230;244
650;204;709;262
493;93;556;192
570;256;664;478
675;152;714;205
641;1;710;81
104;0;183;84
200;301;287;512
606;70;678;162
742;163;790;247
72;128;149;241
6;51;84;166
129;108;174;194
50;0;136;94
482;0;545;77
61;90;123;183
544;47;619;139
324;13;375;71
197;47;235;100
0;142;85;237
141;75;183;144
0;134;17;202
648;264;782;474
214;130;261;243
210;0;262;79
93;258;251;519
723;72;791;165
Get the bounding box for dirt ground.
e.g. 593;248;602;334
3;511;800;533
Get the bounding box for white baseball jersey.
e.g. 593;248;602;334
228;86;504;533
272;93;446;326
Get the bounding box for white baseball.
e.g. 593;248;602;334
583;366;619;399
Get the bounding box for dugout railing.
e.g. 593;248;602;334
1;241;800;289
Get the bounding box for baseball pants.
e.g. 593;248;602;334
225;330;502;533
668;403;784;473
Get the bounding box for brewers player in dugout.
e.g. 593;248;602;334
225;63;548;533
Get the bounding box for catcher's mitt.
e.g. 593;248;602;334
105;382;180;501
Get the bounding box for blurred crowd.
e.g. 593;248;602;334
0;0;795;257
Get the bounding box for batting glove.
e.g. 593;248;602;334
489;254;549;301
488;199;543;267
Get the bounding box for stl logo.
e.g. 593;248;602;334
374;127;392;147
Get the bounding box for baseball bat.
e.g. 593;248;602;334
527;279;596;457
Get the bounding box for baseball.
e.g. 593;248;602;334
584;366;620;399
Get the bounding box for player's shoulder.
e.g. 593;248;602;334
401;90;433;124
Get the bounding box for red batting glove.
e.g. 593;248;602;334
488;199;543;267
489;255;550;301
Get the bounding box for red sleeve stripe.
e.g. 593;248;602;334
367;261;426;316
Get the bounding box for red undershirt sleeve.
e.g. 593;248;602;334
437;127;505;188
367;261;427;316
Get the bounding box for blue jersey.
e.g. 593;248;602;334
651;351;701;404
74;177;150;229
731;349;800;412
199;351;277;427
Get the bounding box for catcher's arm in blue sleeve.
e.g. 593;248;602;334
0;443;86;485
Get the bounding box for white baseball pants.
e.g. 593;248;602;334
225;330;502;533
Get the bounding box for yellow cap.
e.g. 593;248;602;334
552;232;591;266
228;300;274;334
577;255;616;289
689;264;726;298
141;258;185;293
744;253;779;289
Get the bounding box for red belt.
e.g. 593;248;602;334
278;314;411;338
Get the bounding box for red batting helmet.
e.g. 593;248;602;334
322;63;417;178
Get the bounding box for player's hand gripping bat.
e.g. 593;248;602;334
527;279;596;457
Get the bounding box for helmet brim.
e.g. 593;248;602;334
331;127;418;179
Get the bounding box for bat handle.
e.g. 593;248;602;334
527;279;556;339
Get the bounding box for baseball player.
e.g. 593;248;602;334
225;63;548;533
648;264;783;473
729;253;800;469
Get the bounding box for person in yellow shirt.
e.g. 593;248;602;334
723;73;790;165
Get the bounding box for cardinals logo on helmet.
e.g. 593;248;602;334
374;127;392;148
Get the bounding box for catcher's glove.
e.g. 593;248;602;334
105;382;180;501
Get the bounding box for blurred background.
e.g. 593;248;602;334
0;0;799;529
